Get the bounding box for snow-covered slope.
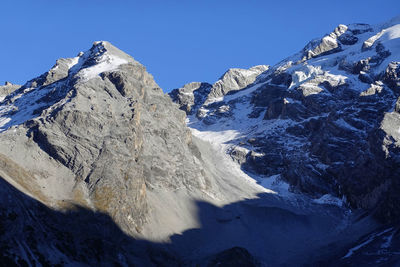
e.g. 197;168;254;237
1;16;400;266
0;40;364;267
171;16;400;264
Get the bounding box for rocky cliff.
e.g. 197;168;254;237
0;41;220;265
1;16;400;266
171;17;400;264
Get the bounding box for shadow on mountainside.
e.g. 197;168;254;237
2;172;398;267
0;177;181;267
189;62;400;225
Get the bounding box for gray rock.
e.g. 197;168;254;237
383;61;400;92
0;82;20;99
207;65;269;100
302;24;348;60
170;65;269;118
0;41;214;265
175;18;400;226
169;82;212;114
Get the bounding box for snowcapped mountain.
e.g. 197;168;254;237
0;16;400;266
171;16;400;264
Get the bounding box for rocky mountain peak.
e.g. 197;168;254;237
169;64;269;117
171;16;400;224
2;16;400;266
0;41;212;241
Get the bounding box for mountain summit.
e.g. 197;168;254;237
171;17;400;265
1;16;400;266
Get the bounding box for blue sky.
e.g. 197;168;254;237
0;1;399;92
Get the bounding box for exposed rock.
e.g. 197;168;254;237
383;62;400;92
170;65;269;117
176;17;400;225
0;82;21;99
362;29;386;51
0;41;214;265
207;65;269;100
169;82;212;114
338;32;358;45
302;24;348;60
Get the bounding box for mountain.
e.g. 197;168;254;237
0;16;399;266
170;16;400;264
0;41;227;266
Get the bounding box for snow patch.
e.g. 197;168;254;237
313;194;343;207
259;174;293;197
77;54;128;81
343;228;394;258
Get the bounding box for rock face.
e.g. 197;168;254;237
0;82;20;100
169;81;212;114
172;17;400;225
2;16;400;266
169;65;269;117
302;24;349;60
0;41;212;265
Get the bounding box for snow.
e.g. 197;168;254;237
77;53;128;81
343;228;394;258
190;127;276;195
0;84;57;132
0;117;11;129
375;24;400;74
188;88;302;199
313;194;344;207
66;56;80;69
180;91;194;96
289;65;323;89
223;82;265;103
0;41;132;133
259;174;293;197
204;96;224;105
381;229;395;249
283;97;302;105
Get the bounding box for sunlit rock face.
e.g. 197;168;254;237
0;41;213;265
1;15;400;266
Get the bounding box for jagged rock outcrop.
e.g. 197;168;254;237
0;82;20;99
302;24;348;60
2;15;400;266
207;65;269;99
169;82;212;114
169;65;269;118
173;17;400;225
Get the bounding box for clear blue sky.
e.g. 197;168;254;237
0;1;399;92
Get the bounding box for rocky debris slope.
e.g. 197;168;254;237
171;16;400;232
1;16;400;266
0;41;378;267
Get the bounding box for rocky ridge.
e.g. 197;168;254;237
171;16;400;263
0;41;220;265
169;65;269;117
1;16;400;266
